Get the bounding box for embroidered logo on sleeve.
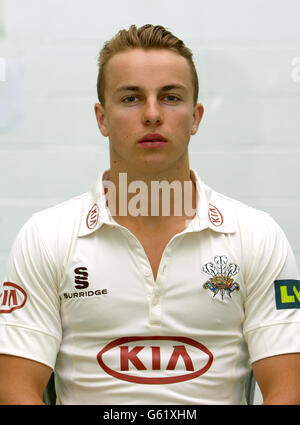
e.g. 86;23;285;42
0;282;27;313
274;280;300;309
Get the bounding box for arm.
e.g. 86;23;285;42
243;215;300;404
252;353;300;404
0;217;62;404
0;354;53;405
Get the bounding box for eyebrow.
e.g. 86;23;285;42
114;84;187;94
115;86;140;93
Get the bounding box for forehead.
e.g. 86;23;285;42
104;48;193;93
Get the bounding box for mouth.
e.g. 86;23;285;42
138;133;168;148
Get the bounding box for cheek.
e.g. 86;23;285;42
170;111;194;133
107;112;127;132
111;109;136;129
107;112;137;144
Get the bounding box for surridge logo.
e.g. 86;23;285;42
63;266;108;299
97;336;213;384
74;266;89;289
0;282;27;313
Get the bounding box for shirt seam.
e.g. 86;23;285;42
31;215;61;287
0;322;61;342
59;199;84;287
244;320;300;334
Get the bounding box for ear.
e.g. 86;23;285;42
191;103;204;135
94;103;109;137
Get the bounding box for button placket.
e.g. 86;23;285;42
149;271;166;326
118;230;155;303
148;252;170;326
149;289;161;324
122;227;176;327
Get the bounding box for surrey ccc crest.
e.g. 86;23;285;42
202;255;240;300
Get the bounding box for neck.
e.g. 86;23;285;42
104;159;197;229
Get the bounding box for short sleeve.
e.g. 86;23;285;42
0;216;62;369
243;215;300;364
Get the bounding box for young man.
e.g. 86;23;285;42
0;24;300;405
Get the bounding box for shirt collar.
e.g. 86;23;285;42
188;169;236;233
78;168;236;237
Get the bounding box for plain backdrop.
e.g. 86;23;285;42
1;0;300;405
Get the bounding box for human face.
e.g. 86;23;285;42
95;48;204;175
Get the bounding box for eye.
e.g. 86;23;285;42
163;95;181;103
122;95;139;104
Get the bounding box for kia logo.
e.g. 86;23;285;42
0;282;27;314
97;336;213;384
86;203;99;229
208;204;223;227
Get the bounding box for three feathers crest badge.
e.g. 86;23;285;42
202;255;240;300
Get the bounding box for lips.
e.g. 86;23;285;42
138;133;168;144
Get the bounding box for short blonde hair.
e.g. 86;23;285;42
97;24;199;106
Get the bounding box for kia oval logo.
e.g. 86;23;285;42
97;336;213;384
0;282;27;314
86;203;99;230
208;204;223;227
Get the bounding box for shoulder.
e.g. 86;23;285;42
206;186;290;262
21;192;89;265
31;192;86;233
209;186;278;233
207;188;296;279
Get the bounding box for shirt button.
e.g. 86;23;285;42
153;296;159;305
144;269;152;277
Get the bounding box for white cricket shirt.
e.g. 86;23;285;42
1;169;300;405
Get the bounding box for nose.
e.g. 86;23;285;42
142;98;163;126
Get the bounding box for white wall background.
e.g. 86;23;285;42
1;0;300;405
